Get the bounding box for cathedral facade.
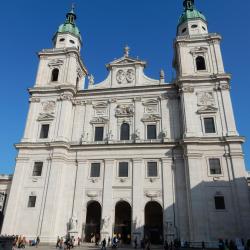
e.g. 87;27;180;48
2;0;250;245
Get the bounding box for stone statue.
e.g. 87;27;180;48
160;69;165;80
102;215;110;230
88;74;95;86
135;129;140;139
69;214;78;231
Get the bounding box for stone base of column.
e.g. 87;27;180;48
69;230;78;240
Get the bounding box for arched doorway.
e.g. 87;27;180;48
85;201;101;242
144;201;163;244
114;201;131;244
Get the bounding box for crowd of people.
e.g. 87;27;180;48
1;234;250;250
56;236;82;249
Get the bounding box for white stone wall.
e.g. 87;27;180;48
2;17;250;245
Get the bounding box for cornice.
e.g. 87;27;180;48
176;73;231;84
78;84;177;97
174;33;222;44
29;85;76;95
180;136;245;145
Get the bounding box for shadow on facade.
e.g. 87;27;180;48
79;177;250;246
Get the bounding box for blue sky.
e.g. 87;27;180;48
0;0;249;174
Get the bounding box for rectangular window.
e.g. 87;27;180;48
90;163;100;178
28;196;36;208
209;158;222;175
204;118;216;133
118;162;129;177
32;162;43;176
40;124;50;139
147;162;158;177
147;125;157;139
95;127;104;141
214;196;225;210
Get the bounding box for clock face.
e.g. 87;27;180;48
116;70;126;84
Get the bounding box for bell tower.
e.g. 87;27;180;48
174;0;225;78
34;6;88;90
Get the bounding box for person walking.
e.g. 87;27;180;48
36;236;40;248
56;236;60;248
164;240;169;250
134;237;138;249
202;241;205;250
102;238;107;250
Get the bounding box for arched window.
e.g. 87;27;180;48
196;56;206;71
51;68;59;82
120;123;130;140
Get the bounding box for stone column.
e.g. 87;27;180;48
132;158;144;241
101;159;114;240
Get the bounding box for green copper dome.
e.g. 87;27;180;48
178;0;206;26
57;8;82;42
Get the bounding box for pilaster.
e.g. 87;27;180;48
101;159;114;239
132;158;144;241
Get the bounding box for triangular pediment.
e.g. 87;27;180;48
93;102;108;108
37;113;55;121
143;99;159;106
197;105;218;114
106;56;146;69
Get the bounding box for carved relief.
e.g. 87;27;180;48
143;99;159;114
37;100;56;121
42;101;56;114
126;69;135;83
197;91;217;114
115;104;134;117
93;102;108;117
48;59;64;68
116;70;126;84
141;114;161;122
116;68;135;84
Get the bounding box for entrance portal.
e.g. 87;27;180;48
144;201;163;244
114;201;131;244
85;201;101;242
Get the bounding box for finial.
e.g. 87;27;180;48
71;3;75;12
183;0;194;10
124;45;130;57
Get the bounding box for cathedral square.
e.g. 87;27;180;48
1;0;250;248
